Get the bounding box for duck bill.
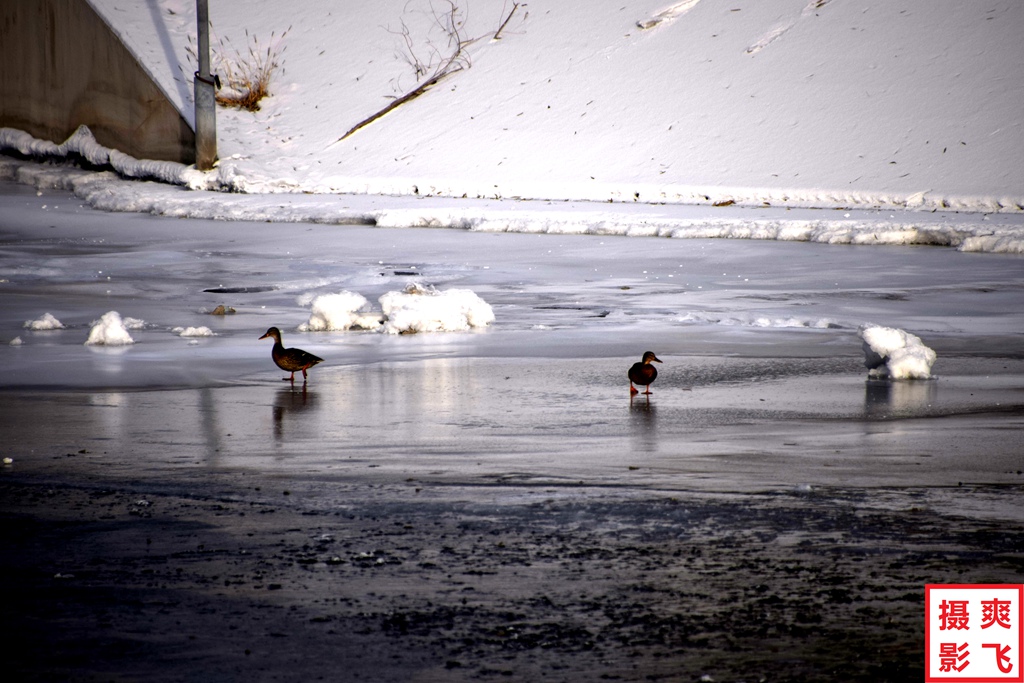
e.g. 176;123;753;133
258;332;270;340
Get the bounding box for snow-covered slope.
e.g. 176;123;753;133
65;0;1023;212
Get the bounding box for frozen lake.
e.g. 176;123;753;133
2;179;1023;508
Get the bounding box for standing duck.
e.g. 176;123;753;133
628;351;662;395
259;327;323;382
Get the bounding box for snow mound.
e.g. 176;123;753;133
858;324;936;379
85;311;135;346
298;291;382;331
174;326;215;337
24;312;65;330
379;283;495;334
9;337;23;346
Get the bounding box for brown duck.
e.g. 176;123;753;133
259;327;323;382
628;351;662;395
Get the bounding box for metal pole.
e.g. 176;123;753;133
194;0;217;170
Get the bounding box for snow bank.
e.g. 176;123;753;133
0;126;215;189
859;325;936;380
5;149;1021;253
85;311;136;346
23;312;65;330
298;291;382;332
375;209;1024;254
379;283;495;334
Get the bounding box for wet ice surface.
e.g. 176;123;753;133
2;181;1023;514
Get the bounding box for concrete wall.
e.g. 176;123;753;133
0;0;195;164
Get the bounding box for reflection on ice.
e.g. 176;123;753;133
629;397;658;453
273;384;317;442
1;353;1021;492
85;344;131;380
864;379;938;419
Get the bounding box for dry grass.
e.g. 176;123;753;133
186;26;290;112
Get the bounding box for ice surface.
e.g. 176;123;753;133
1;181;1023;497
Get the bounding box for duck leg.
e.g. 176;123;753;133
630;383;638;395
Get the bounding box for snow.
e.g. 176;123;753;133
2;0;1023;230
24;313;65;330
85;311;136;346
859;324;937;380
378;283;495;334
679;312;838;329
297;291;380;332
174;326;215;337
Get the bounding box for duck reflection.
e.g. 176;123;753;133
864;379;937;419
273;384;318;440
629;394;658;451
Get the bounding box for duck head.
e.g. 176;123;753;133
259;327;282;341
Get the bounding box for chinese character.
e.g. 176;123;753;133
982;643;1014;674
939;642;970;672
940;599;971;630
982;598;1013;629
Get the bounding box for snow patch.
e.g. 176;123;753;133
858;324;936;380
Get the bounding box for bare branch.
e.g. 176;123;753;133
493;2;519;40
332;1;521;144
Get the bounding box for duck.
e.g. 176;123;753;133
259;327;323;382
628;351;662;395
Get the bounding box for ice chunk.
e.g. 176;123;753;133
174;326;215;337
85;311;135;346
298;291;381;331
24;312;65;330
379;283;495;334
858;324;935;379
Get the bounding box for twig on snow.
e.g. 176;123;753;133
331;1;522;144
